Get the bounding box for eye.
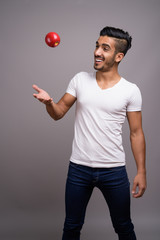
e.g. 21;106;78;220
103;47;109;51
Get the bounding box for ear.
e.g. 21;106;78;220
115;52;124;63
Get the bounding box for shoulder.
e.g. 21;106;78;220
120;78;142;111
73;71;94;79
71;72;94;86
121;78;138;88
120;78;141;95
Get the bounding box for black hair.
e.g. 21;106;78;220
100;26;132;55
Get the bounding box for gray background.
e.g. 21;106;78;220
1;0;160;239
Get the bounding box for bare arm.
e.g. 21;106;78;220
127;111;146;198
32;84;76;120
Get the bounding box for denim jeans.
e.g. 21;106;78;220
62;162;136;240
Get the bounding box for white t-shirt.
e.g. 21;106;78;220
66;72;142;168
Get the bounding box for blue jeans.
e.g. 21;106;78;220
62;162;136;240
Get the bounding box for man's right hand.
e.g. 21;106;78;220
32;84;76;120
32;84;53;105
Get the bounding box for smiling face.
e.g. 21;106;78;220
94;36;124;72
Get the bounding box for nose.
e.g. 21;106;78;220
95;46;102;56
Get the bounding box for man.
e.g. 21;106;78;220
33;26;146;240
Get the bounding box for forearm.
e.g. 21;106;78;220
130;130;146;174
46;101;64;120
33;85;76;121
127;111;146;197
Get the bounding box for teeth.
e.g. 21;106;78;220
96;59;103;62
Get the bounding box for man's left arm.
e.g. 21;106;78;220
127;111;147;198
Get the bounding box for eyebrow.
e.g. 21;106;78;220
96;41;111;49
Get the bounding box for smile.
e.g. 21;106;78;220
96;59;102;62
95;58;103;62
95;56;104;63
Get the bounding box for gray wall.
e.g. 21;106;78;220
1;0;160;239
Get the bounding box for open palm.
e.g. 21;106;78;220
32;84;53;105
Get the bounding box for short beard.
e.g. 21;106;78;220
94;65;104;71
94;52;117;72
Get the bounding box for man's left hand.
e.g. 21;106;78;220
132;173;147;198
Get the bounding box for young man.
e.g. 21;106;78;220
33;26;146;240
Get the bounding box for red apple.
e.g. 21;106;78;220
45;32;60;48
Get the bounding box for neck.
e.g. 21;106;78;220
96;69;121;83
95;68;121;90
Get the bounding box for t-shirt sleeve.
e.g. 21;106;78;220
66;74;78;97
127;84;142;112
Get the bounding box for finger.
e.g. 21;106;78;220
43;98;53;105
32;84;41;93
136;186;146;198
132;185;145;198
33;93;38;99
132;191;140;198
33;93;37;97
132;184;140;198
132;182;137;196
33;95;44;103
133;190;142;198
48;98;53;103
47;98;53;105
